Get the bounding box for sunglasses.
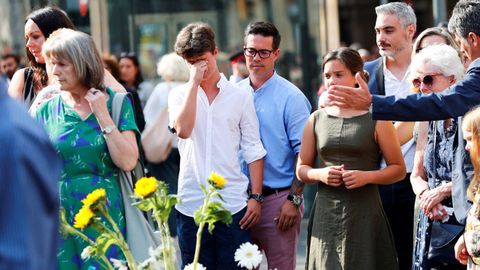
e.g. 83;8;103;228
412;73;442;89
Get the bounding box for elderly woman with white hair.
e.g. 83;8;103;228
35;28;139;269
142;52;189;237
411;44;470;270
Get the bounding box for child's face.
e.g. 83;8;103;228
464;129;473;152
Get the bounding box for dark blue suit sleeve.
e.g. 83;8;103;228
372;63;480;121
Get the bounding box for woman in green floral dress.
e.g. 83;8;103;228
35;29;139;270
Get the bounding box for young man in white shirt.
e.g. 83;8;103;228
168;22;266;270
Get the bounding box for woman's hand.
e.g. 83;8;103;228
342;170;369;189
317;165;344;187
425;203;448;221
419;186;447;214
85;88;109;117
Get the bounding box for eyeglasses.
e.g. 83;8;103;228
120;52;137;58
412;73;442;89
243;47;274;59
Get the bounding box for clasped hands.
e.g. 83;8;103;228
318;165;368;189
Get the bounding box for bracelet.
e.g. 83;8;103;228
418;188;428;198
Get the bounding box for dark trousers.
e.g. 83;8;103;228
379;173;416;270
176;207;251;270
146;148;180;236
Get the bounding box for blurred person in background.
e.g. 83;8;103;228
36;28;139;270
228;50;249;83
0;75;61;270
119;52;154;107
409;44;468;270
143;52;189;238
1;53;20;81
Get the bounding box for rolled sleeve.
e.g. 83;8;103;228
167;86;184;129
240;92;267;163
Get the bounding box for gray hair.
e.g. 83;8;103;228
157;52;189;82
42;28;104;89
375;2;417;28
448;0;480;39
410;44;464;82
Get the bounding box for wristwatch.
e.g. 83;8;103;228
287;194;303;207
248;193;264;203
101;125;117;135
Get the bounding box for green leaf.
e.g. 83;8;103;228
94;233;119;257
132;199;154;211
199;183;207;195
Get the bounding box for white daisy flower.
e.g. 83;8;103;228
110;258;128;270
184;262;206;270
80;246;92;260
234;242;262;270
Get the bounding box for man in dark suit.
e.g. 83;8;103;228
362;3;417;269
326;0;479;233
0;75;62;270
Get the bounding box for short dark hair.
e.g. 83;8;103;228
448;0;480;39
174;23;216;59
244;22;281;50
1;54;19;64
322;47;369;82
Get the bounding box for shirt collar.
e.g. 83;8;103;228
468;58;480;71
250;70;277;93
215;73;228;93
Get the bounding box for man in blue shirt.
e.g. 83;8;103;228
0;76;61;270
238;21;311;270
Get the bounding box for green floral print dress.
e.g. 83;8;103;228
36;88;139;270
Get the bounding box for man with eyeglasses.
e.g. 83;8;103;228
237;21;311;270
353;3;418;269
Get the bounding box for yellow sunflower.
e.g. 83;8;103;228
73;206;95;230
134;177;158;198
81;188;106;207
208;171;227;189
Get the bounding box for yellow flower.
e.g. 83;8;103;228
208;171;227;189
81;188;106;207
73;206;95;230
134;177;158;198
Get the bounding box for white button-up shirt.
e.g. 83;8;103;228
168;74;266;216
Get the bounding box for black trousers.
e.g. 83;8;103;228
379;173;416;270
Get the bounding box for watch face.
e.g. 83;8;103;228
289;194;302;206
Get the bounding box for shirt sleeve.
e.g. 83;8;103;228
285;92;312;154
167;86;184;129
239;91;267;164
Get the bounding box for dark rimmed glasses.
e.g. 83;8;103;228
412;73;442;89
243;47;274;59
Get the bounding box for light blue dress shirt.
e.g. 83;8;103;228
238;72;311;188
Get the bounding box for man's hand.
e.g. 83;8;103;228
455;235;469;265
275;199;300;231
239;199;261;230
326;73;372;110
188;60;208;87
419;187;446;214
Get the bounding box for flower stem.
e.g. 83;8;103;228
98;206;138;270
63;225;115;270
192;188;213;270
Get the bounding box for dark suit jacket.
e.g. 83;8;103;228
372;58;480;121
364;57;386;96
370;58;480;224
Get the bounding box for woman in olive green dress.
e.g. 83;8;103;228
35;29;139;270
296;47;406;270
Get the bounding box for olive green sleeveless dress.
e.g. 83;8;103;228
306;109;398;270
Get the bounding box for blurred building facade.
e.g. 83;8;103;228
0;0;459;104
